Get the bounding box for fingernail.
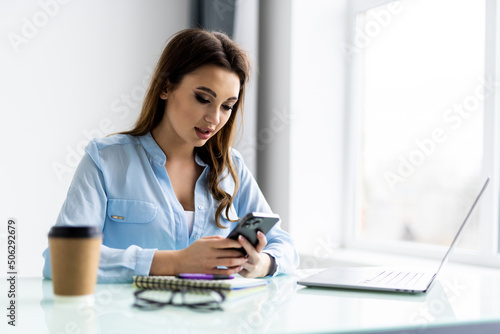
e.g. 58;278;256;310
257;231;263;237
238;235;245;241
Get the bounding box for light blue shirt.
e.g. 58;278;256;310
42;133;299;283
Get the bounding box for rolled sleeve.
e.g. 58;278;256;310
135;248;157;276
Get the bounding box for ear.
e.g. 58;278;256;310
159;80;174;100
159;88;168;100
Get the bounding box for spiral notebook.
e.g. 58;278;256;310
133;275;268;292
132;275;269;310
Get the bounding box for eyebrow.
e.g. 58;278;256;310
196;86;238;101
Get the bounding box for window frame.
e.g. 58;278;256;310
342;0;500;266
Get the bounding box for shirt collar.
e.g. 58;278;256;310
194;152;208;167
139;132;166;165
138;132;208;167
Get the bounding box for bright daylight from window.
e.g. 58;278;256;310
358;0;486;250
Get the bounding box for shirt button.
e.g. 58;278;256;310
197;205;204;210
193;235;199;239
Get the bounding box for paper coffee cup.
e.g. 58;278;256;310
49;226;102;296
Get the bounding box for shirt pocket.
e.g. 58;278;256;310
107;199;157;224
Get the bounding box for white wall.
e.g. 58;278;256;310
233;0;259;175
257;0;293;229
0;0;190;277
289;0;347;259
256;0;347;257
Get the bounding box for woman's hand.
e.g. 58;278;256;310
237;231;272;278
150;236;248;276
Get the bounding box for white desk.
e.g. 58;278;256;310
3;268;500;334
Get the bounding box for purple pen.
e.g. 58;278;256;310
176;273;234;280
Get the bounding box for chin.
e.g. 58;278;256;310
193;140;209;148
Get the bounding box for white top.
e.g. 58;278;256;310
184;210;195;235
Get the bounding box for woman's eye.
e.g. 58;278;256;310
222;105;234;112
195;95;210;104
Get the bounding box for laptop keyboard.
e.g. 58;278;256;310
360;270;426;287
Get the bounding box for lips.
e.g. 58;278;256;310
195;127;214;140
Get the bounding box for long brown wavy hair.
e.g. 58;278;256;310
120;28;250;228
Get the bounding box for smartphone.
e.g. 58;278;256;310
226;212;280;254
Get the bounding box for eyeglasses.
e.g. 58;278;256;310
133;289;226;312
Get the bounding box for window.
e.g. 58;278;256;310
345;0;500;264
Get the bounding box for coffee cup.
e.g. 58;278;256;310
48;226;102;297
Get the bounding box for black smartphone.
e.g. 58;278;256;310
226;212;280;254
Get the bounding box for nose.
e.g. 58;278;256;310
204;106;220;125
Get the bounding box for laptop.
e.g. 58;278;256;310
298;177;490;293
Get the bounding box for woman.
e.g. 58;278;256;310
43;28;299;283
